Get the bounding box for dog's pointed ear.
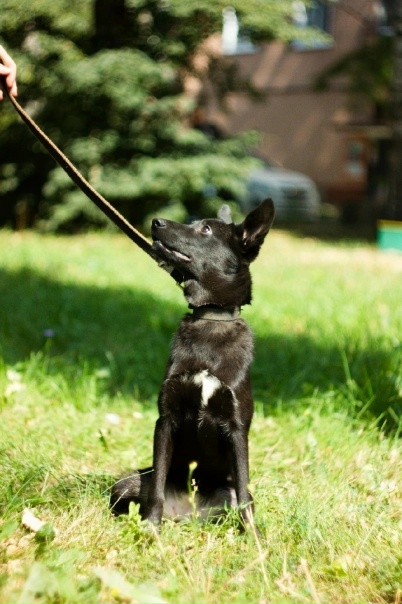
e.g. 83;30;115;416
236;199;275;262
217;204;232;224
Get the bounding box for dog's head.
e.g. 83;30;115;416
151;199;275;308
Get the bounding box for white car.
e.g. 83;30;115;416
240;162;321;221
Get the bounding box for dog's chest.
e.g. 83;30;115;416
167;314;254;389
170;369;238;434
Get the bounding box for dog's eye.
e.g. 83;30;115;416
201;224;212;235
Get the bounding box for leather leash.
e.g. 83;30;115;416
0;74;183;285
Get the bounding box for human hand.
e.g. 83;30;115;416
0;45;17;101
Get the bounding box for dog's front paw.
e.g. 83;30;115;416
238;502;256;530
143;501;163;529
141;518;162;538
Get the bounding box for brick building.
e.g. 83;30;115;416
199;0;387;218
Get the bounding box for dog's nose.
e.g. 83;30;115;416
152;218;166;228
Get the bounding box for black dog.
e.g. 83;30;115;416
110;199;275;527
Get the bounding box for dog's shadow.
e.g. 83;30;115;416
1;265;400;421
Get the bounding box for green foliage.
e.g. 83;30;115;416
0;0;308;231
314;35;393;117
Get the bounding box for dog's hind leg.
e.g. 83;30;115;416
110;472;251;524
110;468;153;516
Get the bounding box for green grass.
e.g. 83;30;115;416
0;228;402;603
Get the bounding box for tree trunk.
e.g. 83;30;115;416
385;0;402;219
93;0;131;51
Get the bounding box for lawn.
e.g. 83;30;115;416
0;227;401;603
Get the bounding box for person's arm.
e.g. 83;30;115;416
0;45;17;101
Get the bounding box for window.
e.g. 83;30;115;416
292;0;333;50
221;7;257;56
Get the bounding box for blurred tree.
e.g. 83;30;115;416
0;0;312;231
314;35;393;120
383;0;402;220
315;0;402;221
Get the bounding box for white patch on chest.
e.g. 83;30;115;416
193;370;221;407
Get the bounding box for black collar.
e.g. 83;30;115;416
191;305;241;322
